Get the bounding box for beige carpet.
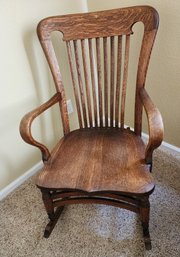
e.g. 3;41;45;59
0;147;180;257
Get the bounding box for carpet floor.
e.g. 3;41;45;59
0;147;180;257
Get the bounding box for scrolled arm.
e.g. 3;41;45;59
19;93;61;162
139;88;164;164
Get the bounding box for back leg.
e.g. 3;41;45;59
140;196;152;250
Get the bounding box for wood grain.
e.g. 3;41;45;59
88;38;98;126
66;41;83;128
73;40;88;128
96;37;103;127
37;6;159;41
36;39;70;135
36;5;160;133
36;128;154;194
81;39;92;127
20;6;163;249
139;88;164;163
134;30;158;136
115;35;122;127
20;93;61;161
120;35;130;129
103;37;108;127
110;36;115;127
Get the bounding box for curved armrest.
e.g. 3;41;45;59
19;93;61;162
139;88;164;164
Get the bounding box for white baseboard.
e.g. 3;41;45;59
124;124;180;153
0;130;179;201
141;131;180;153
160;141;180;153
0;161;43;201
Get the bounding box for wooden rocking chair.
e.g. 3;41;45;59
20;6;164;250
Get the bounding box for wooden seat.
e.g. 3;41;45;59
37;128;154;194
20;6;164;250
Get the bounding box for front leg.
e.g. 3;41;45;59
40;188;64;238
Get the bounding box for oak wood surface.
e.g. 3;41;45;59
88;38;98;126
20;93;61;161
37;6;158;41
115;35;122;127
139;88;164;163
36;128;154;194
36;5;160;136
66;41;83;128
19;5;164;249
103;37;108;126
96;37;103;127
120;35;130;129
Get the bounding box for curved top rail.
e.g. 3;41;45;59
37;6;159;41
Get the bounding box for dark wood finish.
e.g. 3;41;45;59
140;196;151;250
20;6;164;250
41;189;64;238
43;206;64;238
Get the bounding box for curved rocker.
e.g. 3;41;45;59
39;187;153;250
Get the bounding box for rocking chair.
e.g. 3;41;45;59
20;6;164;250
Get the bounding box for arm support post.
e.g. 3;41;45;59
139;88;164;164
19;93;61;162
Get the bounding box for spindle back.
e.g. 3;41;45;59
37;6;159;135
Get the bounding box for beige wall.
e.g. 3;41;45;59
0;0;179;191
87;0;180;147
0;0;88;190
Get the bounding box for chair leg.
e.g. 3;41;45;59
140;196;152;250
40;189;64;238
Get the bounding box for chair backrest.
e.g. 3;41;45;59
37;6;159;135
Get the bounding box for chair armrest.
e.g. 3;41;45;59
19;93;61;162
139;88;164;164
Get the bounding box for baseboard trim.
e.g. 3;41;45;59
0;161;43;201
141;131;180;153
161;141;180;153
124;124;179;153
